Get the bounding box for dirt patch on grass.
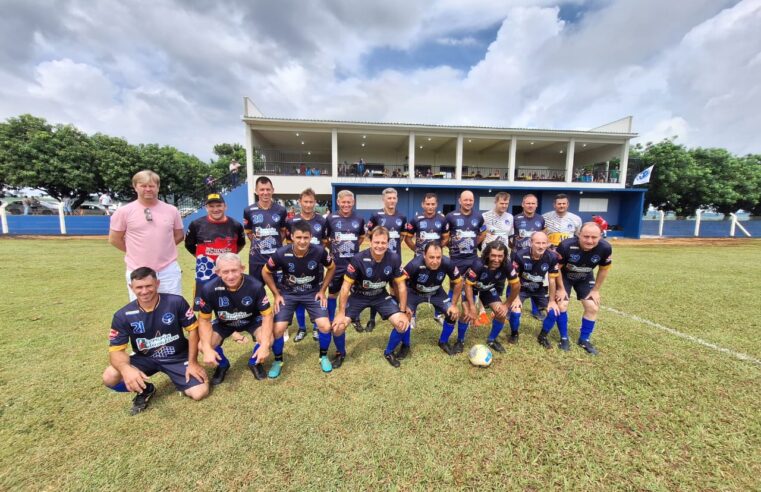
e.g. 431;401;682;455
0;235;108;240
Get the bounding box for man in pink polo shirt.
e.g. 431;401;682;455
109;170;185;300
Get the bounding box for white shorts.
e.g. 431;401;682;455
126;261;183;301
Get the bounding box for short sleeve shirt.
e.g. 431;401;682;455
344;250;404;297
286;214;328;245
555;237;612;281
366;210;408;254
404;213;449;256
513;214;546;251
465;258;519;293
445;210;486;259
325;213;365;264
185;216;246;282
198;275;272;329
482;210;514;248
110;200;183;271
265;244;333;294
403;255;461;295
511;248;560;292
243;202;287;264
543;211;582;247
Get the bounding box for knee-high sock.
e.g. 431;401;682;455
487;319;505;342
328;298;337;322
272;336;284;361
541;310;557;334
333;333;346;355
249;343;261;365
369;306;377;322
385;330;403;355
531;298;540;316
108;381;129;392
557;311;569;339
439;320;455;343
579;317;596;342
318;331;331;356
296;305;307;330
402;328;411;347
215;345;230;368
509;312;521;334
457;321;469;342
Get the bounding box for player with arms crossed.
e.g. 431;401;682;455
261;221;336;376
102;267;209;415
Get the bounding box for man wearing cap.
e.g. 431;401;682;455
185;193;246;311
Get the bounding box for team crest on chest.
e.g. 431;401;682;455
161;313;175;325
242;296;253;306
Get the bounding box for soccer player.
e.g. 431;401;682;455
197;253;274;384
287;188;329;342
543;193;582;248
482;192;514;250
404;193;449;256
325;190;365;326
464;241;520;353
261;221;336;376
184;193;246;311
403;241;465;355
510;231;561;345
513;193;547;320
444;190;487;349
102;267;209;415
550;222;612;355
363;188;408;332
332;227;410;368
242;176;288;281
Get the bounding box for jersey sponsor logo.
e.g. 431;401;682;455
109;328;119;340
130;321;145;334
218;311;253;322
125;310;139;315
136;333;180;353
307;260;318;270
242;296;253;306
419;231;440;241
347;264;356;273
184;307;195;320
261;297;270;307
162;313;175;325
416;284;439;293
522;272;545;283
219;296;230;307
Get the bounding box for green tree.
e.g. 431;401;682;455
90;133;142;201
137;144;208;204
691;147;760;216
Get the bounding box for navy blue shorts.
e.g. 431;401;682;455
212;318;262;340
562;274;596;300
329;263;349;295
345;294;401;321
130;356;204;392
476;288;502;306
274;291;329;323
249;262;282;285
519;288;549;309
452;257;478;279
408;288;452;314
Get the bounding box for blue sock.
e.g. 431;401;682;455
296;305;307;330
487;319;505;342
108;381;129;392
333;333;346;354
579;317;596;342
531;299;540;316
328;298;337;322
318;331;331;351
249;343;261;365
215;345;230;368
385;330;403;355
440;320;455;343
457;321;469;342
369;307;377;322
509;312;521;334
272;336;284;360
557;312;569;339
402;328;411;347
541;310;557;334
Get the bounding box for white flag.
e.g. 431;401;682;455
633;165;655;185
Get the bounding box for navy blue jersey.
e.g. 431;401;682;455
403;254;461;295
286;214;327;245
511;247;560;292
513;213;546;251
465;258;519;293
366;210;407;254
445;210;486;259
198;275;272;329
265;244;333;294
242;202;287;265
325;213;365;264
109;294;197;361
345;249;405;297
404;213;449;255
555;237;612;281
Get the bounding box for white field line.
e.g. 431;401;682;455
603;306;761;368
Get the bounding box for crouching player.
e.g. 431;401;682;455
464;241;520;353
404;241;465;355
553;222;612;355
103;267;209;415
197;253;273;384
509;231;561;347
262;220;336;376
332;227;410;368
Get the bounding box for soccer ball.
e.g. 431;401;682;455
468;344;493;367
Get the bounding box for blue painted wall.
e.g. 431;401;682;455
181;184;250;228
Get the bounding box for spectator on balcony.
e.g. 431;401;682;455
475;171;483;179
357;159;366;177
415;169;422;178
305;168;313;176
229;159;241;187
609;168;619;183
300;163;307;176
313;167;321;176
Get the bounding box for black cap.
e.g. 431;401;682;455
206;193;224;204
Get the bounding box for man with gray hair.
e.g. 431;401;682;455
109;170;185;301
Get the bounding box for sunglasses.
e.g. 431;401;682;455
144;208;153;222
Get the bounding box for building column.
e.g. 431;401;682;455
408;132;415;178
455;134;463;181
331;129;338;178
508;136;517;182
564;139;575;183
244;125;254;205
618;141;630;185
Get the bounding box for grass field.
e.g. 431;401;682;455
1;237;760;490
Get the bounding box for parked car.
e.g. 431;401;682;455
74;202;109;215
2;197;60;215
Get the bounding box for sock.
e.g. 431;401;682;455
541;309;557;334
215;345;230;368
108;381;129;393
328;298;337;322
457;321;469;342
439;320;455;343
249;343;261;365
333;332;346;355
579;317;596;342
509;312;521;334
402;328;411;347
531;298;540;316
296;305;307;330
272;336;284;361
487;319;505;342
318;331;331;356
369;307;377;322
557;311;569;339
385;329;403;355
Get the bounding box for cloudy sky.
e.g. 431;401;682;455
1;0;759;160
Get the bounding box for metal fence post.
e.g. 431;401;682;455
0;202;8;234
693;210;702;237
658;210;665;236
58;202;67;235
